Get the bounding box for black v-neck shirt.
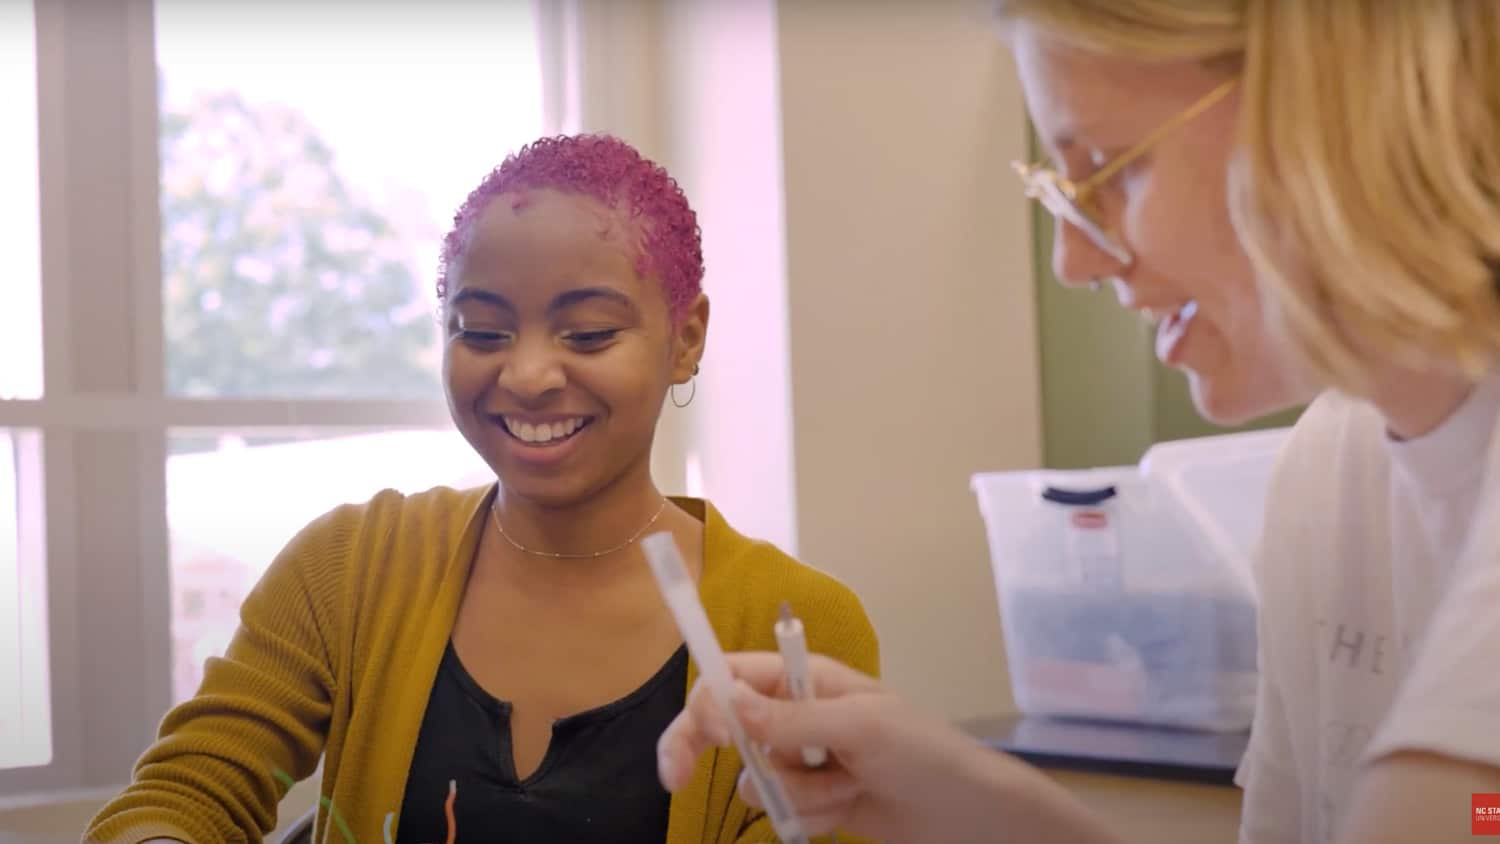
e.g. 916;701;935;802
395;642;689;843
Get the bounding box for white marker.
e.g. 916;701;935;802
640;532;809;844
774;602;828;767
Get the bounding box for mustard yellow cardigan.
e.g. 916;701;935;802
84;488;879;844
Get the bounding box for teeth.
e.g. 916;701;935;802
1142;301;1198;326
503;416;588;444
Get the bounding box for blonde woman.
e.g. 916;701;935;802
658;3;1500;843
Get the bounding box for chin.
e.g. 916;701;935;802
493;475;592;509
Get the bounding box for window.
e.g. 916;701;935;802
155;0;545;401
0;429;50;771
166;429;490;702
0;0;553;793
0;0;42;403
152;0;543;704
0;0;50;775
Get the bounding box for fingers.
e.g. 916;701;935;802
721;651;882;698
800;652;883;697
736;765;860;835
658;680;733;792
731;681;878;759
717;651;794;694
658;651;883;793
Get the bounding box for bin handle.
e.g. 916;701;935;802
1040;485;1117;507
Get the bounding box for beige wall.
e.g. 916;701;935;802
658;0;801;555
775;1;1040;720
571;0;803;554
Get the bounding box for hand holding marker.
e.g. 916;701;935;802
775;602;828;768
640;531;812;844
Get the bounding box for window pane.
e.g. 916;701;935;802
155;2;545;399
0;429;52;770
0;1;43;400
166;429;491;703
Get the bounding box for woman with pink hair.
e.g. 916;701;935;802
87;134;878;844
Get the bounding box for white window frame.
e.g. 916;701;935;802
0;0;567;796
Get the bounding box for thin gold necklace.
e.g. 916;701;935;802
489;497;669;560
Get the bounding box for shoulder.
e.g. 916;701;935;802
1369;398;1500;761
1365;504;1500;768
699;498;868;616
1260;390;1389;543
279;484;487;561
695;499;881;677
1272;389;1385;482
365;483;490;540
1253;392;1390;625
262;484;489;606
239;484;488;672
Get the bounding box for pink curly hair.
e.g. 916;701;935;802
437;134;704;321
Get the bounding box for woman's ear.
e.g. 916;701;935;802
671;293;710;382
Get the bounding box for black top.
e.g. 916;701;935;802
396;642;689;844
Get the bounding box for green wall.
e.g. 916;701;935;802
1028;136;1301;468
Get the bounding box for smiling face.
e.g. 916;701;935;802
1011;24;1310;424
442;188;707;507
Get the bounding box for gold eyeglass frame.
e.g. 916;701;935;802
1012;78;1238;267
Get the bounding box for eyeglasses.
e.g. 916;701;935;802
1012;78;1237;267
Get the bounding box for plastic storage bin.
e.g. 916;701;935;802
970;428;1289;732
1141;427;1290;599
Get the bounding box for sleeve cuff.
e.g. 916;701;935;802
1363;703;1500;770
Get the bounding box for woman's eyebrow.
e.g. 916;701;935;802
548;286;639;317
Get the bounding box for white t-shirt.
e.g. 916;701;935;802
1235;374;1500;843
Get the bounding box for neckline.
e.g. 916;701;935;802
442;640;689;726
441;641;687;786
1386;372;1500;496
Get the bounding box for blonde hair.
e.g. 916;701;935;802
997;0;1500;392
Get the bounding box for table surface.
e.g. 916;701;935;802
1045;768;1244;843
962;715;1250;786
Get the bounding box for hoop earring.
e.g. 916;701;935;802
671;364;699;408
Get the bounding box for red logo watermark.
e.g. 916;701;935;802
1474;793;1500;836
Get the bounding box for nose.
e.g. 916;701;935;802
495;335;565;401
1050;218;1126;290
